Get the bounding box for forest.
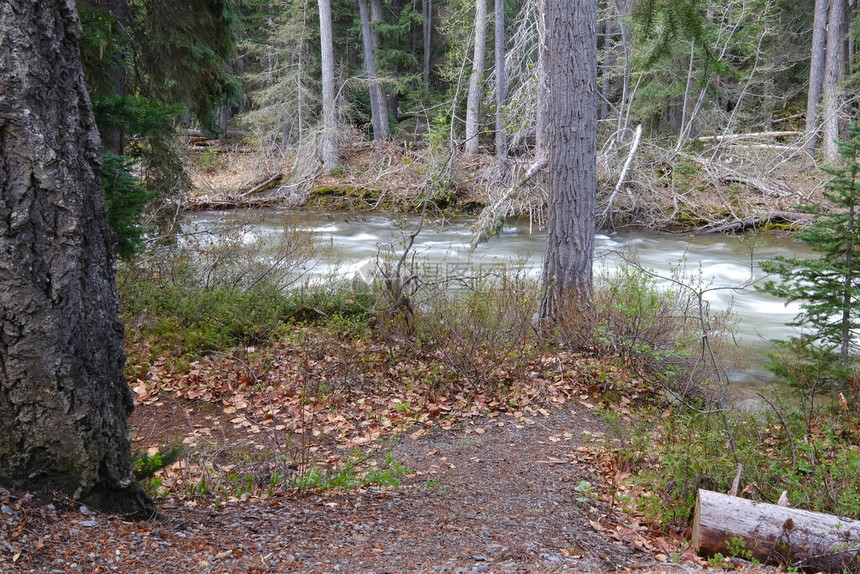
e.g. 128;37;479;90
1;0;860;572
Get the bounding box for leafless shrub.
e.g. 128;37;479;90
552;263;737;401
129;212;321;292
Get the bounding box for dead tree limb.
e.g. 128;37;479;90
695;131;803;143
238;173;284;198
698;211;812;234
601;124;641;226
677;152;798;198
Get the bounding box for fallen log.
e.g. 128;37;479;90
692;489;860;572
697;211;811;234
185;195;280;211
695;130;803;143
238;173;283;198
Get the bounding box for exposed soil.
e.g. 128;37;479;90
0;136;803;573
1;388;775;573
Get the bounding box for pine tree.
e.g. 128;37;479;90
759;123;860;377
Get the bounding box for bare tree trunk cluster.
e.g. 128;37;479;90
359;0;386;143
804;0;829;154
822;0;848;164
370;0;391;139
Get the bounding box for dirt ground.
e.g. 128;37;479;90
0;393;776;574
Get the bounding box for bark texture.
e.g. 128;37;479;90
0;0;152;518
359;0;384;142
540;0;598;320
693;489;860;572
318;0;339;169
494;0;508;175
803;0;828;154
822;0;847;164
465;0;488;155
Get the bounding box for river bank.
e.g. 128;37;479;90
180;208;812;406
71;134;859;574
183;134;823;234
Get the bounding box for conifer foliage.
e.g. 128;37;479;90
760;124;860;372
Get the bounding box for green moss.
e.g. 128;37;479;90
309;184;376;198
761;221;797;232
305;185;384;211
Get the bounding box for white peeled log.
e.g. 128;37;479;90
692;489;860;572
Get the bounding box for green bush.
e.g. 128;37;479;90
555;264;728;398
117;217;376;364
125;282;291;354
121;275;377;363
626;399;860;529
282;283;375;326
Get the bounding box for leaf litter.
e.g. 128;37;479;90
1;333;777;573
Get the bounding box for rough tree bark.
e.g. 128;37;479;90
370;0;391;139
535;0;549;157
465;0;488;155
0;0;152;518
822;0;847;164
359;0;385;143
495;0;508;175
540;0;598;321
803;0;828;154
423;0;433;90
318;0;339;169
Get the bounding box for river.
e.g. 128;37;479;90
183;209;812;406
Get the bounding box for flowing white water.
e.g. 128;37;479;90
183;210;813;405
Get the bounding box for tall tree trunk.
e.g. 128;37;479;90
0;0;152;518
218;102;230;144
370;0;391;139
822;0;847;164
601;15;614;120
359;0;385;142
494;0;508;174
540;0;598;321
804;0;828;154
465;0;488;155
423;0;432;89
535;0;549;157
102;0;129;155
318;0;339;169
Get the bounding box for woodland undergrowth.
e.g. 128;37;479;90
117;215;860;543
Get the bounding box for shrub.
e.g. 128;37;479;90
554;264;731;399
117;216;375;366
622;398;860;530
406;266;537;392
